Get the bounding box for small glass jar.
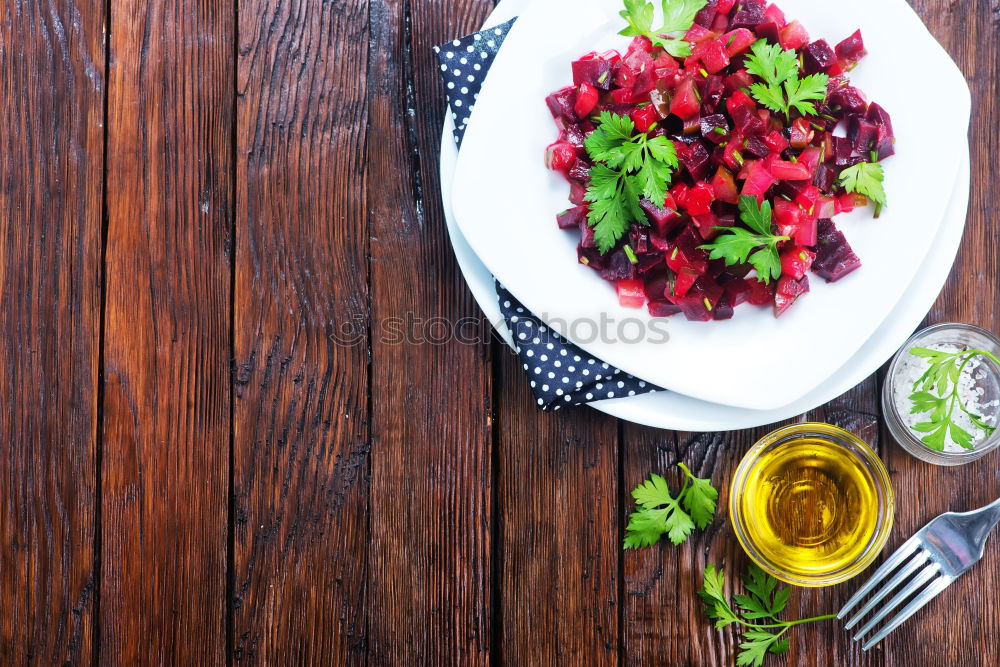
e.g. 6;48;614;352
729;423;894;587
882;323;1000;466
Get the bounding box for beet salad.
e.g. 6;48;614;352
545;0;894;321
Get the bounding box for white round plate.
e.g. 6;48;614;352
440;0;971;431
449;0;971;410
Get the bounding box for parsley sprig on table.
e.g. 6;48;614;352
584;112;679;253
907;347;1000;450
699;564;836;667
838;161;887;216
744;40;829;121
618;0;708;58
699;196;788;284
623;462;718;549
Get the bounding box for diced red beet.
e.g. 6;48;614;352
741;161;776;203
601;248;637;281
789;117;814;149
694;0;719;27
731;104;766;137
546;86;578;122
700;75;727;113
567;158;592;183
574;82;599;118
723;69;754;94
683;23;716;44
773;198;801;235
848;116;878;154
569;181;587;206
774;275;810;316
831;136;863;168
648;300;682;317
813;164;837;192
722;28;757;57
670;78;701;120
717;0;737;13
794;184;820;212
802;40;836;74
692;211;722;240
729;0;766;30
630;106;660;133
755;21;781;45
545;141;577;173
617;280;647;308
640;197;684;235
557;204;588;230
713;294;735;320
779;20;809;51
680;141;712;181
829;85;868;117
746;278;776;306
636;252;665;275
780;245;816;279
672;276;725;322
701;114;731;143
684;182;716;216
572;58;615;90
668;226;711;273
762;129;789;153
579;217;596;248
835;30;866;64
711;166;740;204
672;268;700;298
812;219;861;282
578;246;606;271
744;136;770;159
764;3;786;27
768;158;812;181
866;102;894;134
794;217;817;247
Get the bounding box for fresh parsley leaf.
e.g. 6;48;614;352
907;348;1000;451
619;0;708;58
623;463;717;549
699;564;836;667
699;196;788;284
584;113;678;254
837;161;887;215
744;39;828;121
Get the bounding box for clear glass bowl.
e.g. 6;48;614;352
729;423;895;587
882;323;1000;466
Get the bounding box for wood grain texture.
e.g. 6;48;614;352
0;0;103;663
365;0;494;663
495;352;619;665
231;0;370;663
101;0;232;661
878;2;1000;666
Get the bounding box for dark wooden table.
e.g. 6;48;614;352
2;0;998;664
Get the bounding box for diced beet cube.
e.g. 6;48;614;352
640;197;684;235
557;204;588;230
631;105;660;133
774;275;810;316
699;39;731;74
755;21;781;44
617;280;647;308
694;0;718;27
773;198;801;235
649;300;683;317
873;124;895;160
835;30;867;64
672;268;700;299
831;136;863;168
732;105;766;137
578;246;606;271
866;102;894;134
545;87;578;122
768;159;812;181
680;141;711;181
813;164;836;191
762;130;788;153
780;245;816;279
567;158;591;183
829;85;868;117
802;40;836;74
794;217;817;247
744;135;770;159
684;182;716;216
636;252;665;275
717;0;737;13
848;116;878;154
722;28;756;57
729;0;766;30
711;166;739;204
669;226;710;273
788;117;813;149
601;249;637;281
670;78;701;120
779;20;809;51
569;181;587;206
746;278;775;306
764;3;785;26
574;82;599;118
700;75;726;114
673;276;724;322
724;69;754;95
812;219;861;282
572;58;615;90
713;294;735;320
579;218;596;248
701;114;730;143
741;161;776;203
545;141;577;173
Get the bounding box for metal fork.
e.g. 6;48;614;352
839;497;1000;650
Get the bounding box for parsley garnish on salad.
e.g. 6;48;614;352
618;0;709;58
584;112;679;253
838;161;887;216
700;196;789;284
744;40;829;121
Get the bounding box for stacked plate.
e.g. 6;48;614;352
442;0;972;431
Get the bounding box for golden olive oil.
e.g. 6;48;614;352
738;438;878;576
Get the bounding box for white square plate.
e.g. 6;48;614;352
451;0;970;410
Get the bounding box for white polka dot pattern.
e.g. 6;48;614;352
433;18;516;147
436;21;663;411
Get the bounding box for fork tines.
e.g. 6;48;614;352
838;536;952;650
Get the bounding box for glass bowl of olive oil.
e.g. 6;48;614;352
729;423;894;587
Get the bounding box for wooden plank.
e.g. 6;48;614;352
101;0;232;661
0;0;103;663
495;353;619;664
365;0;494;662
880;2;1000;665
231;0;370;662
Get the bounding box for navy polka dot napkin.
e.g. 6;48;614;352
436;22;664;411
